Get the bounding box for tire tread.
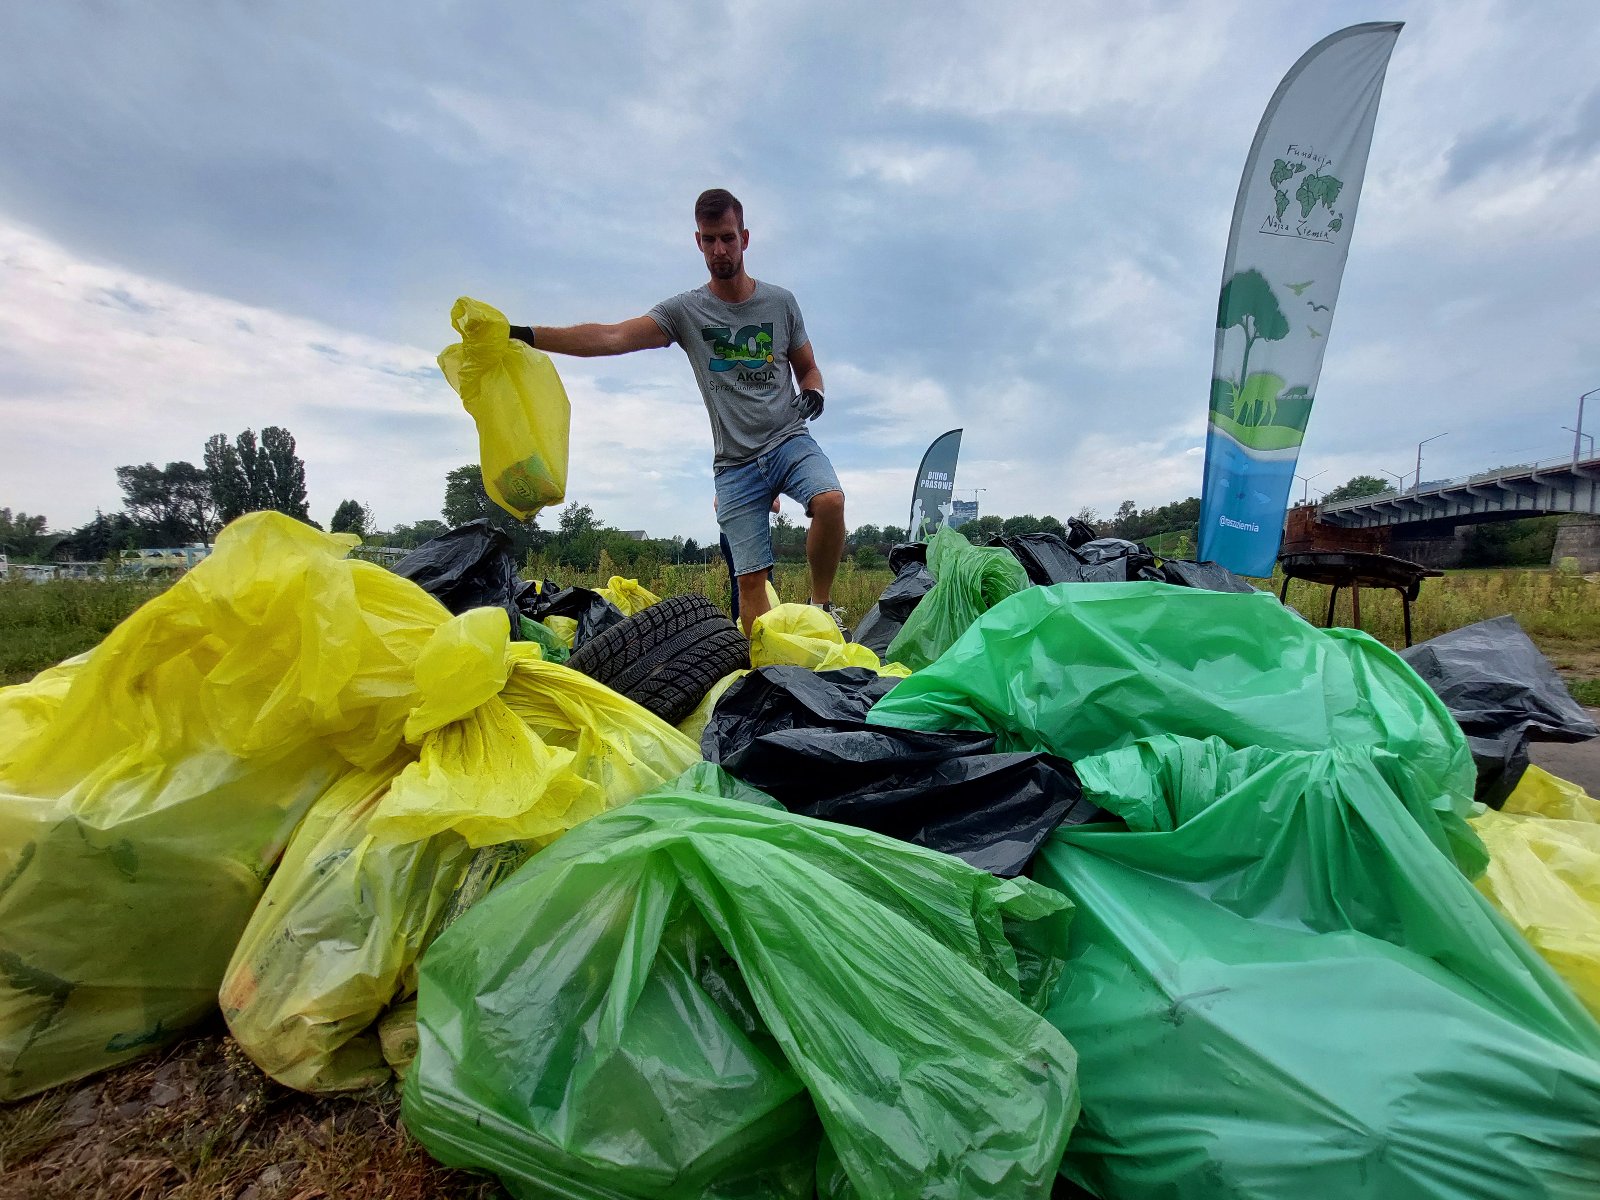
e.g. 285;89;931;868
567;594;749;724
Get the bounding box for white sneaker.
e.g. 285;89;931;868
810;600;850;639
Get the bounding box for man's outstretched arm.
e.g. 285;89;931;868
510;315;670;357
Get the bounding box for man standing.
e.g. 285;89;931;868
510;188;847;635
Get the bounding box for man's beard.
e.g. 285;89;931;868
710;260;737;279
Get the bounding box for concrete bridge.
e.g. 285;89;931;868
1312;453;1600;570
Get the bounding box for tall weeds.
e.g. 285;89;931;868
1278;568;1600;649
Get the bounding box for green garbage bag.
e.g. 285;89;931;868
519;615;570;663
402;786;1079;1200
1036;734;1600;1199
870;581;1485;874
886;525;1029;671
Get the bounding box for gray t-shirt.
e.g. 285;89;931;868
649;280;809;468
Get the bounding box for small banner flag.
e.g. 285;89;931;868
908;429;962;542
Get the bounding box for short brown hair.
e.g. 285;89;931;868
694;188;744;228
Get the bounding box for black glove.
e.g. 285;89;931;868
792;388;824;421
509;324;537;348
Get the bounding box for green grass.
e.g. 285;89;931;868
1570;679;1600;707
1142;529;1198;558
0;578;165;686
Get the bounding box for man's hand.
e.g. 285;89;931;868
792;388;824;421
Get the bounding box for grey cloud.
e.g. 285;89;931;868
1442;119;1538;187
0;5;727;347
1548;87;1600;165
96;286;157;315
1443;85;1600;187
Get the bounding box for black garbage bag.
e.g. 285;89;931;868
991;533;1082;586
1062;517;1098;548
851;562;935;655
514;578;558;605
704;665;899;750
392;520;522;634
1074;538;1163;582
850;605;893;656
879;562;936;621
514;580;627;650
1160;558;1260;593
703;666;1103;876
1401;615;1599;806
990;533;1162;585
887;541;927;573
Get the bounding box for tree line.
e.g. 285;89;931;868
4;459;1409;575
8;428;317;562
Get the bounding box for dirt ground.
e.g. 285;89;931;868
1529;708;1600;796
0;1020;505;1200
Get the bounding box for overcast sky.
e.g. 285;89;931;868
2;1;1597;544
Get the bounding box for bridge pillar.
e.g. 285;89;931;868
1389;525;1470;570
1552;515;1600;572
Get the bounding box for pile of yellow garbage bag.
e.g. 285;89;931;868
1473;765;1600;1019
0;514;697;1100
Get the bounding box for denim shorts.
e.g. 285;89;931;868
714;432;843;576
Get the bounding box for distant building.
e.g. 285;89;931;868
16;561;109;581
947;500;979;530
349;545;412;567
619;530;648;541
118;545;213;577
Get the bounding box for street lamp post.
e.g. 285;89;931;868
1413;433;1447;494
1563;426;1595;459
1296;469;1327;505
1380;468;1410;492
1574;390;1598;467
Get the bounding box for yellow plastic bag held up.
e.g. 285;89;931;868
438;297;570;521
1472;766;1600;1019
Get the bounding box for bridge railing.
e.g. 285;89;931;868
1320;451;1599;514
